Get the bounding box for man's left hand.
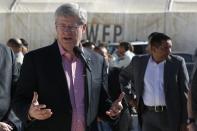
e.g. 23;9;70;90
106;92;125;118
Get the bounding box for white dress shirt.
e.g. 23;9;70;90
15;51;24;65
143;57;166;106
112;50;135;68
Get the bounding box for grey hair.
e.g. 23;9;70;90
55;3;87;25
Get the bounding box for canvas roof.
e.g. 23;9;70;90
1;0;197;13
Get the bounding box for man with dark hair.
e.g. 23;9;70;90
20;38;29;54
0;43;22;131
112;41;135;68
119;32;189;131
188;68;197;131
7;38;24;65
82;41;95;50
94;44;132;131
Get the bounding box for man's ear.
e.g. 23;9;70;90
150;45;156;52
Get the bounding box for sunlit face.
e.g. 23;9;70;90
55;16;86;52
151;40;172;63
22;46;28;54
7;43;22;54
101;47;109;62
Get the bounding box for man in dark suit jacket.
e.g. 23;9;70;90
188;68;197;131
94;44;132;131
108;67;132;131
119;32;189;131
0;43;22;131
12;3;124;131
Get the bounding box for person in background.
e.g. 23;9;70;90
94;44;112;131
20;38;29;54
82;41;95;50
95;44;132;131
188;68;197;131
119;32;189;131
94;43;112;68
111;41;135;69
12;3;124;131
0;43;22;131
7;38;24;65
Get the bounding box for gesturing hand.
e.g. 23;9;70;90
28;92;53;120
0;122;13;131
187;123;197;131
106;92;125;118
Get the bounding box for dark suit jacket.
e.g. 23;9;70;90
12;41;111;131
119;54;189;131
0;44;22;131
191;68;197;117
108;67;131;131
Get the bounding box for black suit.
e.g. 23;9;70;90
191;68;197;117
0;44;22;131
119;54;189;131
108;67;131;131
12;42;111;131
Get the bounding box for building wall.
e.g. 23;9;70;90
0;12;196;54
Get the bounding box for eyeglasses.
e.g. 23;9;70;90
56;24;80;32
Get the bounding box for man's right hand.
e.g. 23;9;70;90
28;92;53;120
187;123;197;131
0;122;13;131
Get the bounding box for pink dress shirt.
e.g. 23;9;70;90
58;44;85;131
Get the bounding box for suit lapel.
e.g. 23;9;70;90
139;55;150;95
49;42;72;110
164;55;172;94
137;55;149;122
82;49;92;112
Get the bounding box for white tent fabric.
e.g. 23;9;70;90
1;0;197;13
0;0;197;54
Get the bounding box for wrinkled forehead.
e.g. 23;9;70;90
55;16;80;25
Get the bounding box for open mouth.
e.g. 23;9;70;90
63;37;73;41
